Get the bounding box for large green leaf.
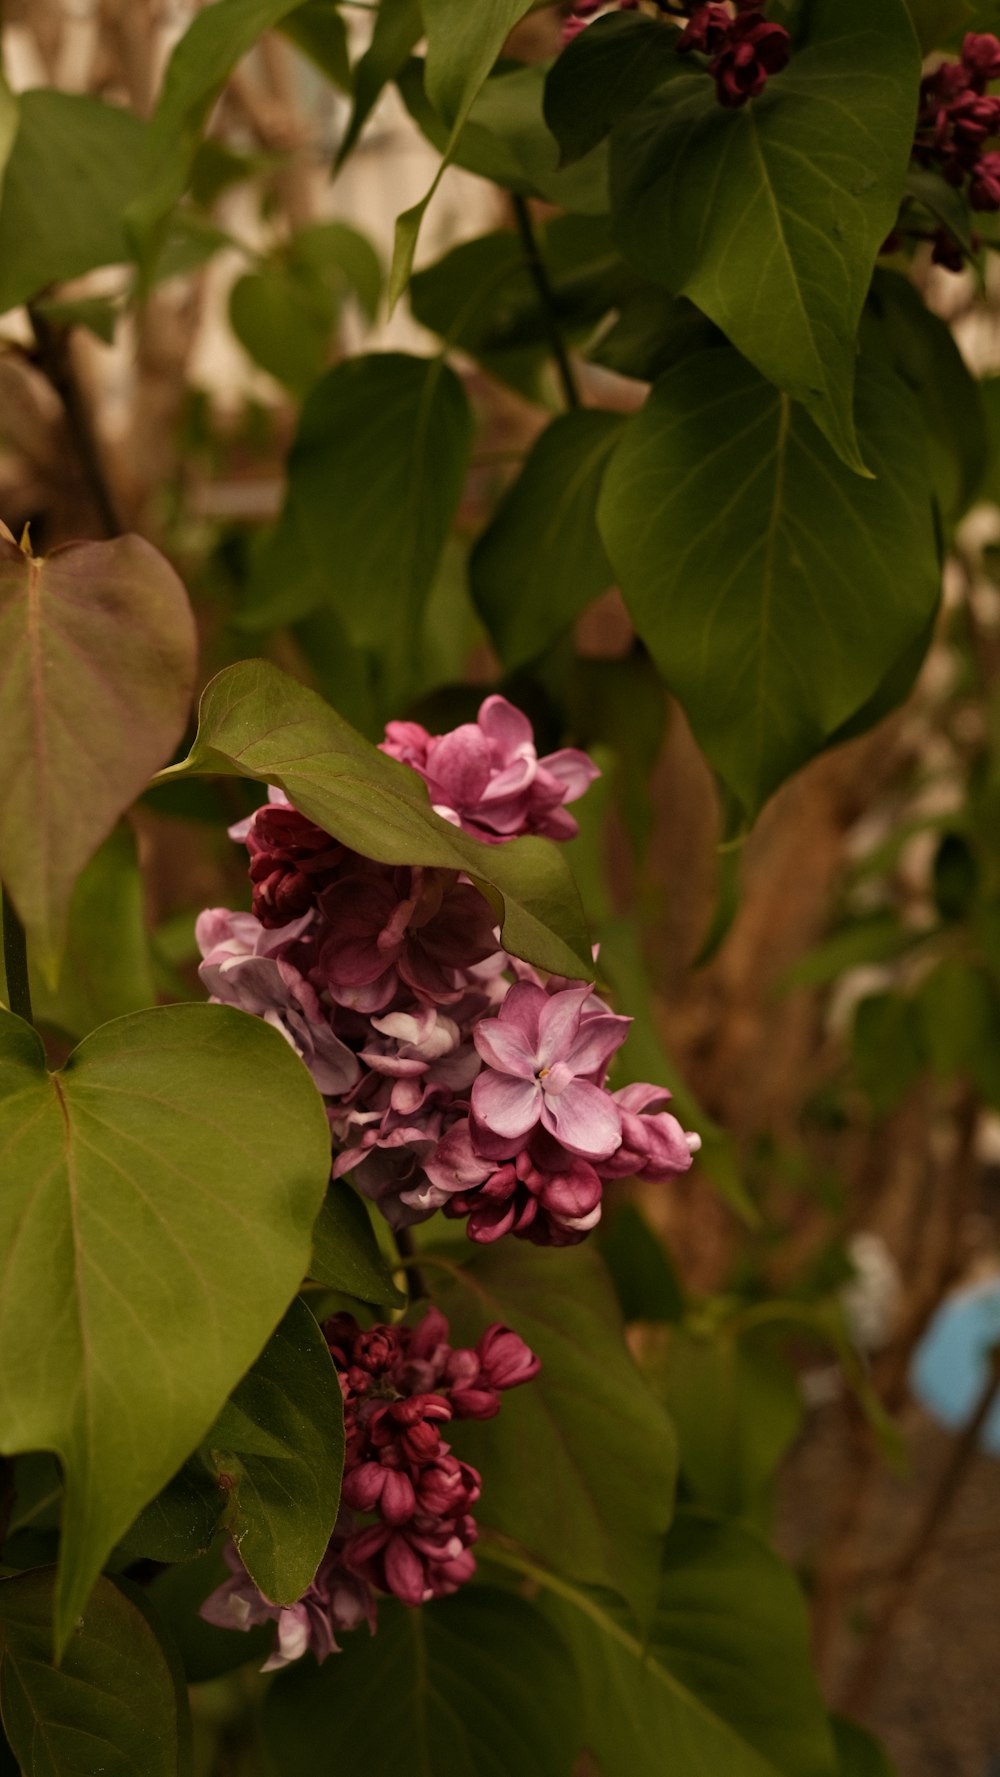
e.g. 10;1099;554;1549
0;535;196;970
205;1295;344;1603
430;1243;677;1630
491;1512;838;1777
0;1002;331;1650
2;825;157;1041
263;1588;580;1776
650;1329;802;1521
310;1181;404;1306
0;72;19;224
609;0;921;471
598;349;939;817
127;0;306;267
239;354;472;645
154;658;593;979
389;0;535;302
280;0;351;89
0;1569;190;1777
905;0;972;47
471;411;623;669
544;11;681;165
0;93;145;313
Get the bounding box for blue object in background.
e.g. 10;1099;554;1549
910;1278;1000;1455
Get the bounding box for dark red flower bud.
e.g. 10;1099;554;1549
678;2;732;56
963;31;1000;87
476;1323;542;1391
970;147;1000;208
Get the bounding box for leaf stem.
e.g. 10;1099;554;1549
28;305;125;538
511;194;581;412
2;887;32;1024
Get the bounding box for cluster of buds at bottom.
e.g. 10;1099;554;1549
200;1308;540;1667
196;695;700;1249
902;32;1000;269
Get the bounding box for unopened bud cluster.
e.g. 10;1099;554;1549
196;696;699;1249
561;0;790;111
903;33;1000;269
201;1308;539;1666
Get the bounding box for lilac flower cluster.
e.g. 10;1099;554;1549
201;1308;539;1666
911;33;1000;269
196;695;699;1247
560;0;790;111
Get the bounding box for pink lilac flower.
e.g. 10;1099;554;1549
381;695;599;844
196;907;360;1096
199;1537;376;1669
199;695;698;1250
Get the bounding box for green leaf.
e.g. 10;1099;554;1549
864;270;987;528
204;1295;343;1603
0;93;145;313
0;535;197;971
230;265;335;394
650;1329;802;1520
422;0;533;131
289;221;383;321
832;1715;899;1776
587;287;722;382
336;0;423;168
544;12;681;165
239;354;472;644
430;1243;677;1630
310;1181;404;1305
609;0;921;472
30;295;119;346
904;0;972;48
598;1202;685;1324
116;1461;222;1565
0;1002;331;1651
280;0;351;89
389;0;535;302
0;70;19;218
902;165;976;257
852;992;925;1113
0;1569;191;1777
263;1588;580;1776
400;59;610;212
505;1511;838;1777
598;349;940;818
156;658;594;979
471;412;623;669
127;0;306;269
8;824;156;1041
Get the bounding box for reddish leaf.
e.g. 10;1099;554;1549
0;533;196;969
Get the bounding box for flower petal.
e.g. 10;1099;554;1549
471;1072;541;1141
540;1078;621;1160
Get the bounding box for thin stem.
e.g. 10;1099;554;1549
2;888;32;1025
840;1343;1000;1715
511;194;581;412
28;305;125;537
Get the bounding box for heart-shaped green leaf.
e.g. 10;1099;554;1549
598;349;939;816
205;1294;344;1604
609;0;920;471
154;658;593;980
430;1243;677;1632
0;1569;190;1777
0;535;196;970
0;1002;331;1651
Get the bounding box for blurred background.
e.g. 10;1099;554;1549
4;4;1000;1771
